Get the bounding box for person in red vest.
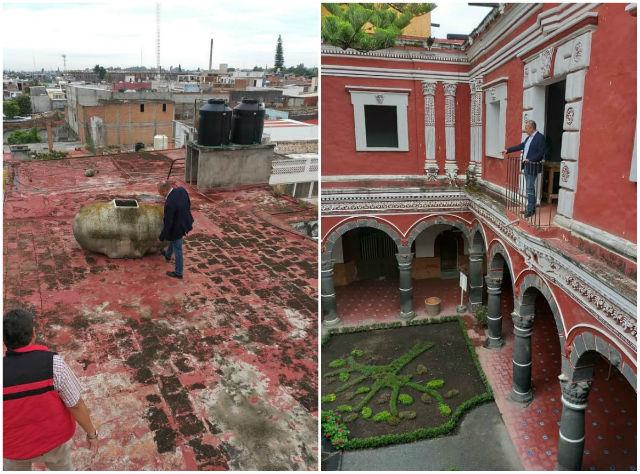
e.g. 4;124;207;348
3;309;99;470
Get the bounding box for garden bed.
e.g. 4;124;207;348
321;317;492;449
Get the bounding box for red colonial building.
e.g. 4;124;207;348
321;3;636;470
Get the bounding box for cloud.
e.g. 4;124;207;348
430;3;494;37
2;0;319;70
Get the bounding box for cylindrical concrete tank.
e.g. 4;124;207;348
73;199;165;258
231;98;265;145
198;99;232;146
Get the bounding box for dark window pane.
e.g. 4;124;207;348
364;105;398;148
140;103;144;112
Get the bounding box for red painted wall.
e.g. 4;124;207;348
572;3;637;242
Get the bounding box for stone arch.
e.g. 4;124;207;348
406;215;471;249
322;217;403;260
470;220;487;254
487;239;515;288
516;272;566;348
567;328;636;391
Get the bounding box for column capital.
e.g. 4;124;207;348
470;76;484;93
559;378;592;407
395;252;414;265
485;274;502;291
443;82;457;96
422;80;437;96
321;258;335;272
512;311;534;330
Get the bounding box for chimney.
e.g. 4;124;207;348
209;38;213;72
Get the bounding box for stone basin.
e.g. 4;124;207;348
73;199;165;258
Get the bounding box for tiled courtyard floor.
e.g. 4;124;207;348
4;152;318;470
330;277;636;470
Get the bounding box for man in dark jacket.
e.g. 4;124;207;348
502;120;546;218
158;181;194;279
3;308;99;470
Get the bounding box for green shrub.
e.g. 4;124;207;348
372;410;391;422
438;403;452;417
416;364;428;375
329;358;345;368
474;305;488;328
7;128;39;145
321;393;336;403
426;379;444;389
387;415;401;426
361;406;372;419
321;410;349;448
420;393;433;404
399;410;416;420
355;386;370;395
343;413;358;422
444;389;459;399
339;372;350;382
398;394;414;405
336;405;353;413
351;348;364;357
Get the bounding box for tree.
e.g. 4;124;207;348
275;35;284;69
15;94;32;116
3;100;19;119
178;64;182;72
252;65;264;71
93;64;107;81
322;3;436;52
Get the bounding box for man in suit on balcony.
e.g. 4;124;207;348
502;120;546;218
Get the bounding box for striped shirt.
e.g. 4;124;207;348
52;355;82;407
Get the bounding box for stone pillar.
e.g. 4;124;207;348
422;81;438;179
443;82;458;180
509;311;534;404
468;250;484;310
396;252;415;320
556;378;592;470
321;257;340;326
484;275;504;349
470;77;483;177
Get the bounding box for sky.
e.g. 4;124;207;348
2;0;319;71
430;3;494;38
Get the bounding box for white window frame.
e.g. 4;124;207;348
484;82;507;158
349;90;409;152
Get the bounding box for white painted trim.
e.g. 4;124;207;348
350;90;409;152
553;215;637;262
487;237;517;295
566;323;636;366
482;76;509;89
518;14;599;58
323;64;469;82
560;396;588;411
345;85;412;92
323;174;427;182
559;431;585;443
323;215;405;242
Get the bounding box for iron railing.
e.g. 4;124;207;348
505;156;555;228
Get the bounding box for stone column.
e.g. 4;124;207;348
556;378;592;470
422;81;438;180
484;275;504;349
468;250;484;310
321;256;340;326
509;311;534;404
470;77;483;177
396;252;415;320
443;82;458;180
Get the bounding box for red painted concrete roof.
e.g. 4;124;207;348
3;152;318;470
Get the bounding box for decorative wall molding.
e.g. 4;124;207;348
422;81;438;175
321;44;470;64
444;82;458;174
321;188;637;351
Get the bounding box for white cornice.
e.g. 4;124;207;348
322;64;469;83
482;76;509;89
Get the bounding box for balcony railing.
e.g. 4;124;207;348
505;156;555;228
269;155;318;185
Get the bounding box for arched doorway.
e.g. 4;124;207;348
484;243;515;349
332;227;400;323
407;221;470;316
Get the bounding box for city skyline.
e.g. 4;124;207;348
2;0;319;71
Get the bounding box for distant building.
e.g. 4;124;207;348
46;87;66;110
66;84;174;148
30;86;51;113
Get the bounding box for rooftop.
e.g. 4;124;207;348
3;150;318;470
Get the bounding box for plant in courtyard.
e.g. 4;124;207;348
361;406;372;419
322;393;337;403
373;410;392;422
7;127;40;145
321;410;350;448
329;358;345;368
474;305;488;328
322;3;436;52
438;403;452;417
351;348;364;357
323;341;451;419
336;404;353;413
355;386;370;395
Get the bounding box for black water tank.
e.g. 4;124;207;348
231;98;265;145
198;99;231;146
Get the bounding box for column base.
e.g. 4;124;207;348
508;388;534;406
469;300;482;311
323;315;341;328
398;310;416;321
483;336;504;349
456;304;467;314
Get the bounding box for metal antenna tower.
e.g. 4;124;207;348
156;3;161;77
